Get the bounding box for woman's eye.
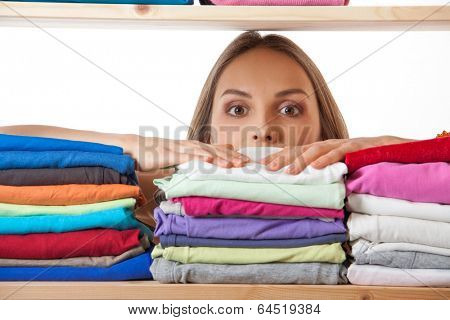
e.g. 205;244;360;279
227;105;249;117
279;104;302;117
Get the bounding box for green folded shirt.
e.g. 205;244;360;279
0;198;136;217
154;174;345;209
151;243;345;264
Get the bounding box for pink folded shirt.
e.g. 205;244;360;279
172;196;344;219
346;162;450;205
208;0;349;5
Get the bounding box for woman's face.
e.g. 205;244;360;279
211;47;321;149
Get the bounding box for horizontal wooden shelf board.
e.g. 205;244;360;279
1;282;449;300
0;2;449;30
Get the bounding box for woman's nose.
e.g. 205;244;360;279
251;128;280;144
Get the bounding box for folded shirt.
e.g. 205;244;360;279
0;250;153;281
347;264;450;287
0;198;135;217
154;207;346;240
345;136;450;174
200;0;348;5
352;239;450;269
151;243;345;264
151;258;348;284
154;174;345;209
0;167;137;186
351;239;450;257
0;207;151;236
348;213;450;249
0;133;123;154
347;193;450;223
160;233;347;249
0;150;135;176
0;229;143;259
166;196;344;219
177;159;347;185
0;242;148;268
0;184;145;206
346;162;450;204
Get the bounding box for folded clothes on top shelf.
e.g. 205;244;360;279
345;136;450;174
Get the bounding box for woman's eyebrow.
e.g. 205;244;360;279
275;88;308;97
220;89;251;98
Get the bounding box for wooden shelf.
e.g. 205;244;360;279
1;282;450;299
0;2;449;30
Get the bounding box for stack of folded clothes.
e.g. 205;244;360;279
0;134;153;281
151;147;348;284
199;0;349;6
345;136;450;287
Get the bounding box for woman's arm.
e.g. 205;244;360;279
0;125;250;171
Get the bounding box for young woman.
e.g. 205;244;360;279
0;31;413;212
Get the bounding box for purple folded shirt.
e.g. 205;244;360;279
154;207;345;240
346;162;450;204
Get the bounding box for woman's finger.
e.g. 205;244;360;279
284;142;339;174
264;148;301;171
310;141;359;169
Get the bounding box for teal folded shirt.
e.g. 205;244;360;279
154;174;345;209
0;207;152;237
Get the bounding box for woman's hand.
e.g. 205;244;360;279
124;135;251;171
260;136;415;175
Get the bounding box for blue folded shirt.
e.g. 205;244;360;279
0;150;135;175
0;133;123;154
0;207;152;237
0;251;153;281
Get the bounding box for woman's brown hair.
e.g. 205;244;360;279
188;30;349;142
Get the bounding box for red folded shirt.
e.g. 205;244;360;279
0;229;141;259
345;137;450;174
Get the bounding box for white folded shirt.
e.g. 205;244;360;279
347;264;450;287
350;239;450;257
348;213;450;249
176;147;348;185
346;193;450;223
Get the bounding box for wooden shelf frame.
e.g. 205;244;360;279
0;2;449;30
1;282;450;300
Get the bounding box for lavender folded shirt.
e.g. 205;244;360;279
346;162;450;204
159;233;347;249
154;207;345;240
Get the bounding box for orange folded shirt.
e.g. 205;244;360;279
0;184;146;206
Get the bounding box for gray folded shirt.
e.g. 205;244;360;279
151;258;348;284
353;240;450;269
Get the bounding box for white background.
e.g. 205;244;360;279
0;0;449;140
